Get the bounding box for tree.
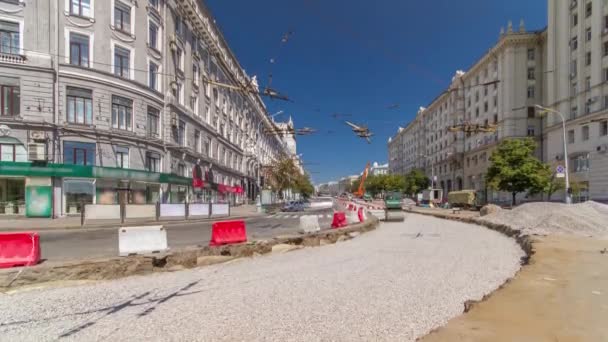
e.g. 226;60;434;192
266;156;301;199
363;174;405;196
403;169;430;196
486;138;551;206
294;173;315;198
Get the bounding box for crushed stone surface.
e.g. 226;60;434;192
0;215;523;342
480;201;608;238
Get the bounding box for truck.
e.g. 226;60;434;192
447;190;487;209
384;191;404;221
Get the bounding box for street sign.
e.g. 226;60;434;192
556;165;565;178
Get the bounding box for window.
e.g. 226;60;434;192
572;82;578;96
475;91;479;102
192;130;201;153
571;155;590;173
600;120;608;136
586;2;592;18
572;106;578;118
586;27;592;41
527;86;535;98
586;76;591;90
527;67;535;80
172;81;183;105
70;0;92;17
111;95;133;130
146;151;160;173
571;59;578;76
175;47;183;72
177;163;185;177
483;86;488;96
475;107;479;118
213;88;219;106
0;20;19;55
204;82;211;98
1;78;19;117
115;146;129;168
572;13;578;27
114;45;130;78
568;129;575;144
0;143;17;162
527;48;535;60
178;120;185;146
484;102;488;112
147;106;160;138
582;125;590;141
527;106;535;118
585;101;591;114
527;125;535;137
205;106;210;124
571;36;578;51
66;87;92;125
149;21;159;50
193;64;199;87
585;51;591;66
64;141;95;166
493;114;498;124
69;33;90;67
114;1;131;33
175;16;184;39
149;0;159;10
605;96;608;109
604;42;608;56
149;61;158;90
190;95;198;115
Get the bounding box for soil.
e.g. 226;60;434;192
421;235;608;342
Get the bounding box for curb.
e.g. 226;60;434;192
0;216;379;291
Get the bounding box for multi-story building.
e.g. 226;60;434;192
389;20;546;203
369;162;388;176
0;0;292;217
545;0;608;202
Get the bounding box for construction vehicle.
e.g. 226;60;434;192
353;162;370;198
384;191;405;221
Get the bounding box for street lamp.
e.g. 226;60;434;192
535;104;572;204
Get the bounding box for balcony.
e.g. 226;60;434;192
0;52;26;65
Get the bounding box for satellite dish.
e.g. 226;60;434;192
0;125;11;137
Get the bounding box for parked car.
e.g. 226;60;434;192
281;201;305;212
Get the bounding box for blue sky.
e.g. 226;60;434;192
206;0;548;184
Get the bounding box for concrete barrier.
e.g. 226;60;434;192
299;215;321;233
211;203;229;216
189;203;210;217
160;204;185;218
84;204;121;220
310;201;333;209
118;225;168;256
125;204;156;219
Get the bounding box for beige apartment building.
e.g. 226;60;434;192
544;0;608;202
389;21;547;204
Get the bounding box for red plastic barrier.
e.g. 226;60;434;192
357;207;365;222
0;232;41;269
331;212;347;229
347;204;353;211
209;220;247;246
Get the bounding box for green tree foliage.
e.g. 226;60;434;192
363;174;405;196
267;156;313;198
403;169;430;196
486;138;551;205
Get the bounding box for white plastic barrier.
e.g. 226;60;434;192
189;203;210;216
299;215;321;233
368;209;385;220
211;203;229;216
346;210;359;225
84;204;121;220
125;204;156;219
160;204;185;218
309;201;333;209
118;225;168;256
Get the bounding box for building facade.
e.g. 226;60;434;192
369;161;388;176
0;0;292;217
545;0;608;202
389;21;546;204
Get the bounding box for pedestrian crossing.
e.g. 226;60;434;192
269;213;333;220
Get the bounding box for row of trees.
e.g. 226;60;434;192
348;138;575;204
265;156;315;199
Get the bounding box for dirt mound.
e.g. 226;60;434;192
480;201;608;237
480;204;501;217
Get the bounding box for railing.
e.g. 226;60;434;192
0;52;26;64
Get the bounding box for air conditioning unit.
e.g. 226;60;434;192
597;144;608;153
28;143;46;161
587;96;598;103
29;130;45;141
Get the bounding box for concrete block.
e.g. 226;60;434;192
299;215;321;233
118;225;168;256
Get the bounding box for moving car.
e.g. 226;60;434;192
281;201;305;212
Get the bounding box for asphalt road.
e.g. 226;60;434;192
38;208;334;262
0;214;524;341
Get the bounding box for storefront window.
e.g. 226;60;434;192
169;185;188;203
64;179;95;214
96;179;118;204
145;184;161;204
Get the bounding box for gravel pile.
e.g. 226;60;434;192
0;215;523;341
480;201;608;237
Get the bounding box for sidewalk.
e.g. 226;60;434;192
0;204;265;232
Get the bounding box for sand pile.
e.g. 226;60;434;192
480;201;608;237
